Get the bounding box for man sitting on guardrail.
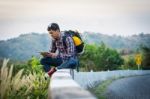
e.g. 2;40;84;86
40;23;80;77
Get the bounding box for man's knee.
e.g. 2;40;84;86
40;57;50;72
58;58;78;69
40;57;47;65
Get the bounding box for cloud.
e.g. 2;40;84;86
0;0;150;40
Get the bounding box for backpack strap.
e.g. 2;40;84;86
62;35;67;49
62;31;74;49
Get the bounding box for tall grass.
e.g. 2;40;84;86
0;59;49;99
0;59;23;98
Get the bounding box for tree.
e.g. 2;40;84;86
95;43;124;70
141;46;150;69
79;43;124;71
79;44;97;71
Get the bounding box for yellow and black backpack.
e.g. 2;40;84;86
63;30;84;54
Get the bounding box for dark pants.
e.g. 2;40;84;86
40;57;78;72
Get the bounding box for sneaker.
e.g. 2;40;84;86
48;67;57;77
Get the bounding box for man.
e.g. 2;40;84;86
40;23;78;77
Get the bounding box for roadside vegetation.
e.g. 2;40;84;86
0;43;149;98
89;78;115;99
0;58;49;99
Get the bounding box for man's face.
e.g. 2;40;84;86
48;30;60;39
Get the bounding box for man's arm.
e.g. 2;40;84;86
50;40;57;53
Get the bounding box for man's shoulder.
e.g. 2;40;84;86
60;31;68;37
61;31;70;38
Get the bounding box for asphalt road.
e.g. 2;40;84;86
105;75;150;99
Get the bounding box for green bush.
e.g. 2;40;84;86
79;43;124;71
0;59;49;99
141;46;150;69
121;56;137;70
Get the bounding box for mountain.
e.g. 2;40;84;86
84;32;150;50
0;32;150;61
0;33;50;61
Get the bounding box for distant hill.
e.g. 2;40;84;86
0;32;150;61
84;32;150;50
0;33;50;61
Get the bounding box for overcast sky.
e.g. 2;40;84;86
0;0;150;40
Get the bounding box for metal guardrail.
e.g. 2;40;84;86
48;69;96;99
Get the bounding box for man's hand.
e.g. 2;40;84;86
40;52;57;58
47;53;57;58
40;52;49;57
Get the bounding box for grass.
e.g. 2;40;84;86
0;59;49;99
89;76;128;99
89;79;114;99
1;59;18;98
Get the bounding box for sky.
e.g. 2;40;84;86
0;0;150;40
